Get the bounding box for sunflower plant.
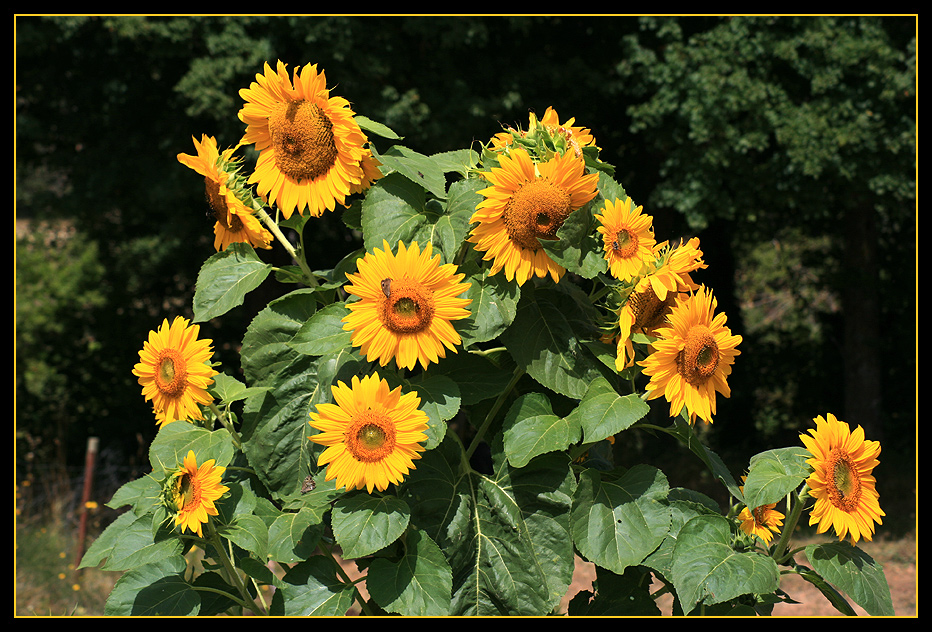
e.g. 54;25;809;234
80;60;894;617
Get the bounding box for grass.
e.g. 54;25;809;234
15;517;119;617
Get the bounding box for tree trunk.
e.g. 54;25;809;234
842;203;883;441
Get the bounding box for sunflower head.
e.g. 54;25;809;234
639;286;742;424
468;147;599;285
308;373;430;493
133;316;218;427
595;197;657;282
178;135;272;252
342;240;472;371
159;450;229;538
238;60;379;219
800;413;884;544
488;106;597;161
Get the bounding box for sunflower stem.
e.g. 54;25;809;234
209;402;242;450
464;366;524;462
254;206;318;287
206;524;267;615
772;484;810;565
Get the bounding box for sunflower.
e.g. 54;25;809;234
738;477;785;545
133;316;218;427
238;60;378;219
165;450;229;538
342;240;472;371
595;197;656;282
800;413;884;544
613;237;706;369
490;106;597;157
468;147;599;285
639;286;742;424
308;373;430;493
177;135;273;252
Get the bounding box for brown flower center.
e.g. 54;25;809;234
627;286;677;332
204;177;230;224
172;470;201;511
501;179;572;250
156;350;187;397
268;99;338;182
676;325;720;387
346;410;396;463
612;228;639;259
828;448;862;511
378;277;435;334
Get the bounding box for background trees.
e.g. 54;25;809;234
15;15;916;532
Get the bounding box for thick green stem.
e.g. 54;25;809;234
209;402;242;450
772;484;810;564
464;366;524;462
207;524;267;615
255;206;318;287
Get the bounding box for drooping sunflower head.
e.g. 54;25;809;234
595;197;656;282
160;450;229;538
468;147;599;285
178;135;272;252
132;316;218;427
737;477;785;545
342;240;472;371
238;61;380;219
800;413;884;544
308;373;430;493
639;286;742;425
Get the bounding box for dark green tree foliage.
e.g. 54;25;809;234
616;16;915;453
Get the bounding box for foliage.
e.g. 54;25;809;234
74;56;895;616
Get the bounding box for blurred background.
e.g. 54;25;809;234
15;15;915;613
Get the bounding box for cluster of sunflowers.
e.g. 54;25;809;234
132;60;883;552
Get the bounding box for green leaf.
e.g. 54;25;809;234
267;508;325;564
148;422;236;477
239;288;319;386
93;512;184;572
360;172;478;263
398;373;461;450
430;148;479;178
640;487;723;579
428;350;516;406
104;556;198;616
288;302;353;356
403;435;577;616
742;446;811;510
242;347;366;501
669;514;779;612
270;556;357;616
192;242;272;322
105;474;160;516
805;542;895;616
571;377;649;443
332;494;411;559
539;197;606;279
355;114;401;140
500;285;606;400
458;259;521;347
208;372;271;404
367;529;453;616
502;392;580;468
217;514;269;561
568;566;660;616
571;466;671;575
373;144;447;199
